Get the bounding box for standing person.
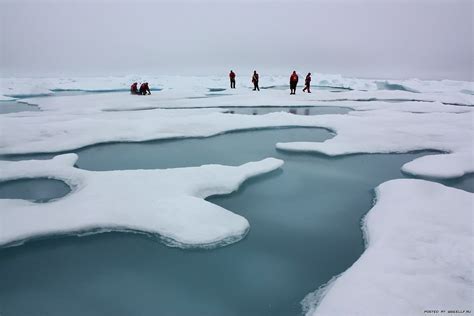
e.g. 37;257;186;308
290;71;299;95
303;73;312;93
139;82;151;95
252;70;260;91
229;70;236;89
130;82;139;94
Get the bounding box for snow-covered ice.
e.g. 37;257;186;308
303;179;473;316
1;84;472;179
0;154;283;247
402;152;474;179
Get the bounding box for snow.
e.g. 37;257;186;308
310;90;473;105
0;154;284;247
402;152;474;179
303;179;473;316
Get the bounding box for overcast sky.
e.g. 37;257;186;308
0;0;472;80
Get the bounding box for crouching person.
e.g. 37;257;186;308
139;82;151;95
130;82;139;94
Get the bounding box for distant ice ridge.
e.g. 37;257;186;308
303;179;473;316
0;74;472;100
0;154;284;248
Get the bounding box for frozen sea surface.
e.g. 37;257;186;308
0;74;472;315
0;127;470;316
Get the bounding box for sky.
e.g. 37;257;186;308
0;0;472;80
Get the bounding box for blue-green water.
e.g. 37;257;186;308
0;127;472;316
0;178;70;202
0;101;40;114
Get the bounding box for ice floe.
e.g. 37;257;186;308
402;152;474;179
303;179;473;316
0;154;283;248
276;110;474;179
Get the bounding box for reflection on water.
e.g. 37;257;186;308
223;106;350;116
260;85;351;92
208;88;227;92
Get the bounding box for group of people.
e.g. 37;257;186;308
130;82;151;95
230;70;312;94
131;71;312;96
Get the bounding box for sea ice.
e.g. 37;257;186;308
0;75;472;315
0;154;284;248
1;74;472;103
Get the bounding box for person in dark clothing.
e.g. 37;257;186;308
130;82;139;94
252;70;260;91
302;73;312;93
139;82;151;95
289;71;298;95
229;70;236;89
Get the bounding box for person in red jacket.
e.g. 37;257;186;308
290;71;298;95
130;82;139;94
303;73;312;93
139;82;151;95
252;70;260;91
229;70;236;89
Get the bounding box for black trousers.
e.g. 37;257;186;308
253;81;260;91
290;82;297;94
230;78;236;88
